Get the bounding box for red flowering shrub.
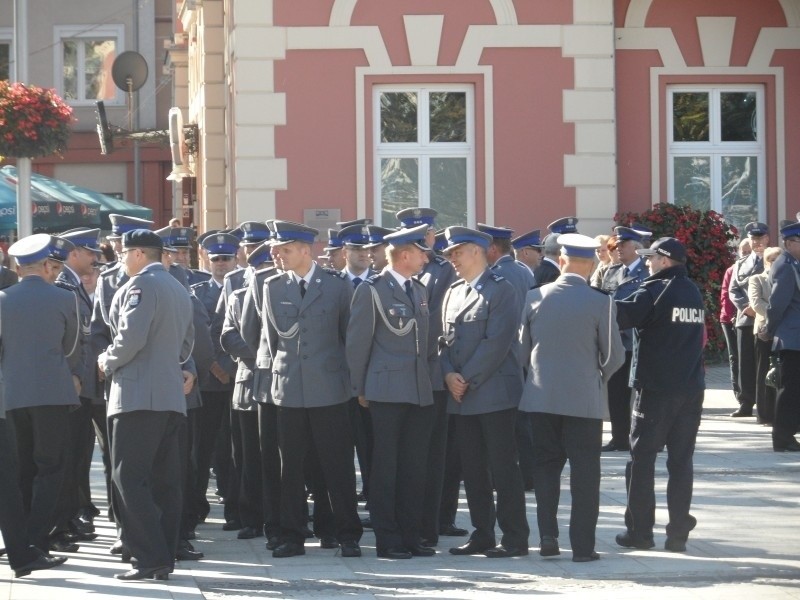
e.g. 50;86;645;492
615;203;739;357
0;81;73;159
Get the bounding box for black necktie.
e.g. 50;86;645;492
352;277;362;288
623;266;630;278
404;280;414;303
299;279;306;298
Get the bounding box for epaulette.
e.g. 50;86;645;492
99;263;122;279
321;266;347;279
55;279;79;293
490;273;505;282
265;271;284;284
432;255;447;266
190;281;207;291
366;273;381;285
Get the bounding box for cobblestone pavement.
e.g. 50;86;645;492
2;364;799;599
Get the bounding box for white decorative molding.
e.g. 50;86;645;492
615;27;686;67
287;26;391;67
749;27;800;67
624;0;654;28
330;0;518;27
456;25;561;67
404;15;445;66
697;17;736;67
779;0;800;27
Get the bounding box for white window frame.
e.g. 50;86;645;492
373;84;475;227
667;84;766;224
53;24;125;106
0;28;13;81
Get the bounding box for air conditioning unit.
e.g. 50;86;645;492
167;107;193;181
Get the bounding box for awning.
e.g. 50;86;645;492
0;166;152;231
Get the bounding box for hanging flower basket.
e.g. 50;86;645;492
0;81;74;159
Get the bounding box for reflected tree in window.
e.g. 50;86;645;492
63;41;78;100
721;92;757;142
380;92;417;143
721;156;758;233
84;40;116;100
430;158;467;228
380;158;418;225
673;156;710;211
429;92;466;143
673;92;709;142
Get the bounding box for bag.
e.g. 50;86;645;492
765;355;782;389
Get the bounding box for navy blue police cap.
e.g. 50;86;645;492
397;207;437;228
60;228;102;254
548;217;579;234
324;228;344;252
246;241;274;267
613;226;646;243
443;226;493;253
201;232;240;256
239;221;271;245
477;223;514;240
745;222;769;237
271;220;319;246
336;218;371;228
339;224;371;247
122;229;163;250
383;223;429;250
779;221;800;239
108;214;154;239
511;229;542;250
364;225;394;249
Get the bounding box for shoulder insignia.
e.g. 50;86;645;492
265;272;285;285
127;287;143;308
55;280;78;293
490;273;505;282
321;266;347;278
100;264;121;279
433;255;447;266
190;281;206;291
366;273;381;285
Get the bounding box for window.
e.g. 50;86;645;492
0;28;12;81
374;86;474;228
667;86;764;233
54;25;124;105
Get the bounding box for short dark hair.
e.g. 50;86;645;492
492;238;512;256
140;247;163;262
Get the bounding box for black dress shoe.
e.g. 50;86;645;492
360;517;373;529
237;526;261;539
176;547;204;561
539;535;560;557
407;544;435;557
485;545;528;558
301;526;314;539
69;517;96;535
266;536;280;551
14;554;67;578
664;536;688;552
340;540;362;557
615;531;655;549
222;520;242;531
439;523;468;537
115;565;171;580
419;538;437;548
272;542;305;558
377;546;412;559
774;438;800;452
730;407;753;417
449;540;495;555
49;538;80;553
110;539;125;555
601;440;630;452
319;535;339;549
573;551;600;563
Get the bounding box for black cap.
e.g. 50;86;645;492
122;229;164;250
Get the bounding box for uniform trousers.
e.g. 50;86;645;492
625;388;703;539
276;403;362;545
257;402;282;539
193;390;233;521
530;412;601;557
515;411;535;488
7;404;71;551
349;398;372;498
606;352;634;446
0;418;41;570
369;402;434;551
420;391;450;543
225;404;242;524
85;401;111;516
721;321;741;401
736;326;757;411
438;414;462;530
112;410;183;569
773;350;800;448
754;338;776;424
236;409;263;530
179;407;199;538
456;408;529;549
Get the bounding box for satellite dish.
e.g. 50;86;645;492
112;51;148;92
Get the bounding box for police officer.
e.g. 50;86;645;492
98;229;194;580
762;221;800;451
263;220;363;558
534;217;579;286
600;226;649;452
155;226;191;289
347;224;436;558
440;227;529;558
364;225;393;272
2;234;80;554
511;229;543;276
322;228;347;271
519;233;624;562
614;237;705;553
728;222;769;418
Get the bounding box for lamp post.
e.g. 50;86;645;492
13;0;31;238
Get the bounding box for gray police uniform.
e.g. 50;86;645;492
1;275;80;551
439;269;529;551
600;258;648;449
104;261;194;570
346;271;436;553
519;273;624;557
728;252;763;413
263;263;362;546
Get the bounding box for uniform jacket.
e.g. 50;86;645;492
491;254;535;312
240;267;278;403
186;295;213;411
601;258;648;350
90;262;128;374
729;253;763;327
765;251;800;351
221;286;257;411
56;265;98;400
346;271;435;405
0;267;18;290
748;271;771;334
416;253;457;390
533;258;560;286
518;273;624;419
169;263;190;289
104;263;194;417
188;269;211;286
439;269;523;415
0;276;80;411
191;278;235;390
616;264;705;393
264;264;352;408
